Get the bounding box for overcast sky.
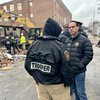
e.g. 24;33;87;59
62;0;98;26
0;0;99;26
0;0;12;4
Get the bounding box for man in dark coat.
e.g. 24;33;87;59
59;20;93;100
11;37;20;54
4;36;12;54
59;30;71;43
25;18;73;100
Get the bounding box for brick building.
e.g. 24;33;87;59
0;0;72;28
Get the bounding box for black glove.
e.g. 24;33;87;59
63;72;73;87
64;81;71;87
64;79;73;87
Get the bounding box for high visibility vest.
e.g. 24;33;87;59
20;36;26;44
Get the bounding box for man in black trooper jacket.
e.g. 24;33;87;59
25;18;73;100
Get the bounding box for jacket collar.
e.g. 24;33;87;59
37;35;59;41
71;32;80;40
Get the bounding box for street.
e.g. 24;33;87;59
0;46;100;100
86;46;100;100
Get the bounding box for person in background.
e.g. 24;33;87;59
59;29;71;44
25;18;73;100
78;28;88;38
59;23;88;44
4;36;12;54
11;37;20;54
20;33;26;50
60;20;93;100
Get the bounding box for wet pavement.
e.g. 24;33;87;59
0;46;100;100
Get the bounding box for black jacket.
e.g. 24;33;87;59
59;30;70;43
60;32;93;75
25;18;72;86
4;38;12;49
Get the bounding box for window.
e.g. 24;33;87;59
10;4;14;11
3;5;7;11
53;0;55;2
18;14;23;16
30;13;33;18
64;18;67;25
17;3;22;10
29;2;33;6
56;2;58;9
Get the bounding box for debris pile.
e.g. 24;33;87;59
0;52;13;67
0;48;27;70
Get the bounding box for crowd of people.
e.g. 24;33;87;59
0;17;93;100
2;32;26;55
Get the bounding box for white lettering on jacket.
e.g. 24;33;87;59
31;62;51;73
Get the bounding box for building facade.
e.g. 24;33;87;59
0;0;72;28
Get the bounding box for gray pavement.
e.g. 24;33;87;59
86;46;100;100
0;46;100;100
0;61;38;100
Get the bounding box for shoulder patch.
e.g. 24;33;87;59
74;42;80;47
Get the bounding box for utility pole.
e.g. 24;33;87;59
92;0;100;35
96;0;100;36
92;1;96;35
93;8;95;29
96;0;100;20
